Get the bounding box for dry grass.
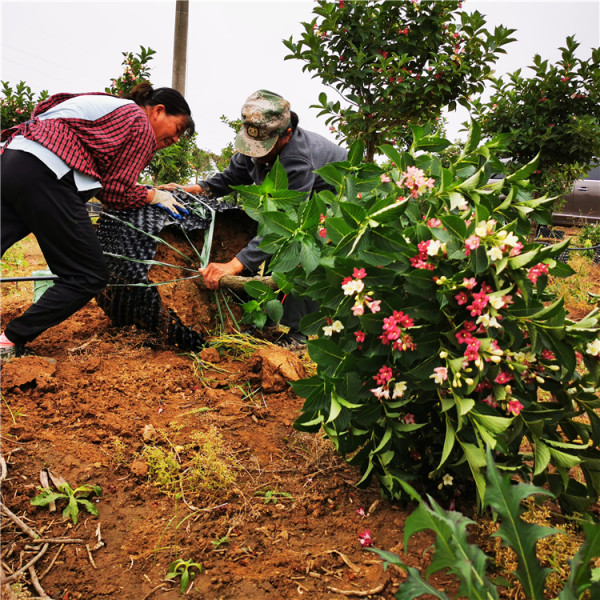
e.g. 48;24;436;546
476;497;594;599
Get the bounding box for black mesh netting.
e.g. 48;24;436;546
95;191;246;351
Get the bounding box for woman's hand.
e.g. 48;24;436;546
148;189;189;219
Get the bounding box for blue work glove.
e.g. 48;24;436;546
149;189;189;219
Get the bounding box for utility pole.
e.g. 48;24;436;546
172;0;189;95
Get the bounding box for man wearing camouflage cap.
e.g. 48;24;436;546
164;90;347;347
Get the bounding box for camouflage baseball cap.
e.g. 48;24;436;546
234;90;291;157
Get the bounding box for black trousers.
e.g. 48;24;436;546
1;149;109;345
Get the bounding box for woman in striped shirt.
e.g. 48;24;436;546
0;82;194;358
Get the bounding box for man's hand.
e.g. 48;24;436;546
158;183;205;195
199;258;244;289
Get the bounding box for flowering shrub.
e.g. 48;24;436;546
284;0;516;160
473;36;600;197
234;123;600;512
1;80;48;128
104;46;156;97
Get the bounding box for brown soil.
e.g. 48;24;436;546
148;210;256;337
0;236;443;600
2;227;599;600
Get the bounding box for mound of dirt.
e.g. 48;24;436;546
0;297;447;600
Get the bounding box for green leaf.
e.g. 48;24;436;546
31;490;65;507
348;140;365;165
316;164;345;189
265;299;283;324
484;447;556;600
244;280;275;299
395;567;451;599
307;339;346;374
505;153;539;183
559;520;600;599
261;211;297;236
299;236;321;274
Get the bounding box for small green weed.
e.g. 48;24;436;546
2;395;27;424
165;558;202;593
111;438;129;465
0;242;29;275
31;482;102;525
254;486;293;504
142;427;237;498
577;223;600;258
210;535;230;550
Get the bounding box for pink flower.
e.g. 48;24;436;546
403;413;415;424
380;174;391;183
359;530;373;547
431;366;448;384
527;263;549;284
353;267;367;279
351;303;365;316
467;290;490;317
481;394;498;408
318;227;327;238
374;365;393;386
507;399;524;416
427;218;442;228
494;371;513;384
541;349;555;360
464;235;480;256
509;242;523;257
356;507;366;517
463;278;477;290
397;166;435;198
368;300;381;314
370;386;389;400
410;256;435;270
464;337;481;362
455;291;468;305
354;330;365;343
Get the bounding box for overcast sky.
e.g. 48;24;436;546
2;0;599;153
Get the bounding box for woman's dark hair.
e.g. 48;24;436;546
128;82;194;136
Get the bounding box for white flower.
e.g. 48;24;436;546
371;386;390;399
442;474;454;486
504;231;520;247
331;320;344;333
489;296;505;310
427;240;443;256
342;279;364;296
392;381;408;398
586;339;600;356
476;314;501;329
323;325;334;336
487;246;504;261
475;223;488;237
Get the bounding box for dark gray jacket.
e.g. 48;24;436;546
202;127;347;272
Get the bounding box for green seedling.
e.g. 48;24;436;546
31;482;102;525
165;558;203;593
210;535;230;550
254;487;293;504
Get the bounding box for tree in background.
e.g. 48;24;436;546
473;36;600;198
104;46;156;97
284;0;515;161
0;81;48;129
